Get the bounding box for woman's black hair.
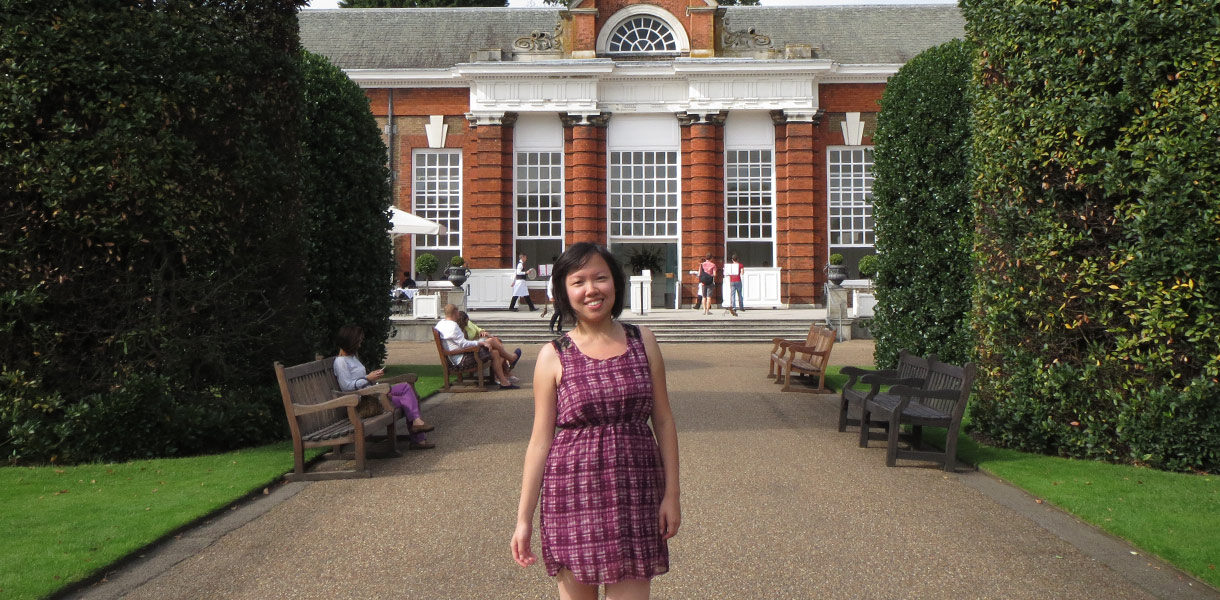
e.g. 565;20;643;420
551;242;626;323
335;324;364;355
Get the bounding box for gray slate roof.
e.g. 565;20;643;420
298;5;964;70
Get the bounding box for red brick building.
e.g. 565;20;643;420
300;2;963;308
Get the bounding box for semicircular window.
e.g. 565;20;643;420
608;16;678;54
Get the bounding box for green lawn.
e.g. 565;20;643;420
0;442;322;600
922;417;1219;589
1;365;443;600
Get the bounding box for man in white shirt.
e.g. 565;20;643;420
436;303;517;389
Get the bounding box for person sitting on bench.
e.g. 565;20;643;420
333;324;435;450
436;304;519;390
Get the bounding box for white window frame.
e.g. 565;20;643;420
608;150;681;239
596;5;690;56
412;149;462;251
514;150;564;240
724;148;776;244
827;146;875;247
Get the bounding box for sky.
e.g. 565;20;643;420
302;0;955;8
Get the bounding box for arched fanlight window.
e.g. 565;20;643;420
607;15;678;54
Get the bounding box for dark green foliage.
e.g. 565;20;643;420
340;0;506;7
856;254;879;279
415;253;440;285
871;40;974;368
0;0;306;463
964;0;1220;471
300;51;393;366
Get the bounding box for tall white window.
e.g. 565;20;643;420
413;149;462;253
515;152;563;239
828;147;875;247
609;151;680;238
725;148;775;265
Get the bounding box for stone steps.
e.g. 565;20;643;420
468;314;821;345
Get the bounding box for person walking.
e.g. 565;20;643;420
726;253;744;316
698;254;717;315
544;276;564;335
508;252;537;312
512;242;681;599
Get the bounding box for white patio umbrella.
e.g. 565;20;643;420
388;207;444;236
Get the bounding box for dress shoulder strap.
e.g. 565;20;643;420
551;334;573;353
622;322;641;340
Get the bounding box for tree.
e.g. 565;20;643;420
0;0;306;463
870;40;973;368
964;0;1220;471
340;0;507;7
300;51;395;366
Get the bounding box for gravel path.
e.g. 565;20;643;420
86;340;1214;600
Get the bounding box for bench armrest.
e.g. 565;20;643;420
441;344;480;358
888;385;964;414
859;372;913;385
293;393;359;416
785;343;830;357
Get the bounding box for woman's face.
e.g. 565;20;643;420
565;253;615;323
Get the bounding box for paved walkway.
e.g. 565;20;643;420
85;341;1216;599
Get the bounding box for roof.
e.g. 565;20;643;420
298;5;964;70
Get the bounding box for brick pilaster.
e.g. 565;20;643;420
466;113;516;268
679;111;725;305
773;109;825;306
563;113;609;246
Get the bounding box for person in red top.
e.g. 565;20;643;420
698;255;716;315
726;253;743;316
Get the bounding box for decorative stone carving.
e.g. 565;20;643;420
561;112;610;127
721;17;772;50
514;23;564;53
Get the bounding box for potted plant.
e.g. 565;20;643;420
857;254;879;282
446;255;470;287
415;252;439;291
826;253;847;287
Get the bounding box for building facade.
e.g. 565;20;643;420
300;1;964;308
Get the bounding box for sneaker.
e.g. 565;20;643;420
509;375;520;384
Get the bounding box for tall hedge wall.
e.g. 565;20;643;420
870;39;974;368
300;51;394;365
0;0;306;463
964;0;1220;471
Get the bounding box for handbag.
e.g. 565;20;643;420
699;268;714;286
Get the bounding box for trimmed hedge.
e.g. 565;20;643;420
964;0;1220;471
300;51;394;365
0;0;305;463
870;39;974;368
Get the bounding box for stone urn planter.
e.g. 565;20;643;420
827;253;847;287
446;266;470;288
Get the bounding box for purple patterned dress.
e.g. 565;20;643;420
540;322;669;585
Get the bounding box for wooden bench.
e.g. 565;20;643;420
767;323;819;379
857;354;976;472
838;350;932;433
273;357;402;481
773;325;836;393
432;327;489;392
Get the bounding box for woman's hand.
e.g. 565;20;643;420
511;521;537;568
659;494;681;540
367;368;384;381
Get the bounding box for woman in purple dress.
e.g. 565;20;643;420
512;243;681;599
